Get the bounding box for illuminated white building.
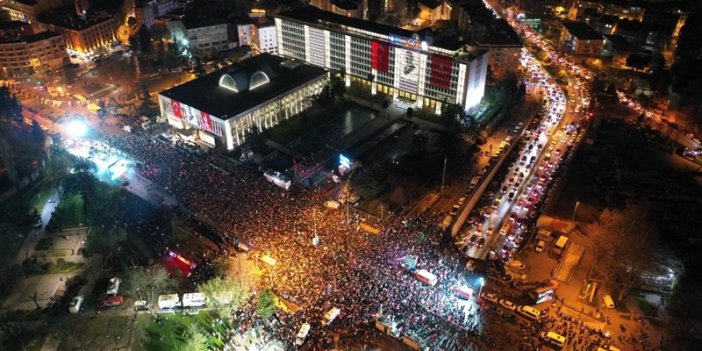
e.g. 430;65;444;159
275;6;488;113
158;53;327;150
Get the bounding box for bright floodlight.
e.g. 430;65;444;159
68;120;88;137
478;277;485;286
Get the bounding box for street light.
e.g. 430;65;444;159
476;277;485;300
68;120;88;137
571;200;580;223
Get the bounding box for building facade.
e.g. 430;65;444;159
37;0;129;56
275;6;488;114
0;31;68;78
237;17;278;55
183;20;233;54
2;0;64;25
44;17;119;55
158;54;327;150
136;0;177;29
560;21;603;56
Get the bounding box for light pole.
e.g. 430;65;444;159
344;166;359;224
476;277;485;300
440;156;447;196
571;200;580;223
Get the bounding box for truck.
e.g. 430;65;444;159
157;294;180;309
550;235;569;257
182;292;206;308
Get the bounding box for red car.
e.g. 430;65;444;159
102;296;124;308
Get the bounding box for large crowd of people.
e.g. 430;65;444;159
105;134;491;349
103;133;660;351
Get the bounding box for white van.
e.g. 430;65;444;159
295;323;310;345
517;305;541;320
540;331;566;348
602;294;615;309
322;307;340;326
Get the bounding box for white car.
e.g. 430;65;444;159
499;299;517;311
107;277;120;296
535;240;546;252
69;295;84;314
480;292;499;304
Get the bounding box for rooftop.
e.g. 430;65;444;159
562;21;603;40
331;0;362;11
23;30;61;43
603;34;631;51
159;53;328;120
0;30;59;44
419;0;442;10
181;16;228;29
38;0;123;30
277;6;469;52
278;6;416;43
474;19;522;47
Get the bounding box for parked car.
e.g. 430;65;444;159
106;277;120;296
499;299;517;311
68;295;84;314
480;292;499;304
535;240;546;252
102;296;124;308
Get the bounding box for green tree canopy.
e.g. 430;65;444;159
256;288;276;320
0;87;22;124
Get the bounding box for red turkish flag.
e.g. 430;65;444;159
171;99;182;119
430;55;453;89
200;111;213;133
371;41;389;72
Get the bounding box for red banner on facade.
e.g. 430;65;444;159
371;41;390;72
171;99;182;119
430;55;453;89
200;111;213;133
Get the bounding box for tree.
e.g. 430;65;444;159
0;87;22;124
193;58;205;77
0;308;25;345
138;26;152;55
29;291;40;309
214;255;258;291
182;324;209;351
200;276;249;317
31;120;45;141
256;288;276;320
584;203;657;301
138;85;158;117
124;266;177;308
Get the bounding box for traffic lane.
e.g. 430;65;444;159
470;109;578;258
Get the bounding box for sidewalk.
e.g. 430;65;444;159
15;188;60;264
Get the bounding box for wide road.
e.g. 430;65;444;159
457;0;593;260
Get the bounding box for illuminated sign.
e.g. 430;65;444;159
339;154;352;169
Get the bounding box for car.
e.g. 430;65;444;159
499;299;517;311
107;277;120;296
69;295;84;314
535;240;546;252
468;234;478;246
457;197;466;205
102;296;124;308
450;205;460;216
477;237;486;248
481;292;499;304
